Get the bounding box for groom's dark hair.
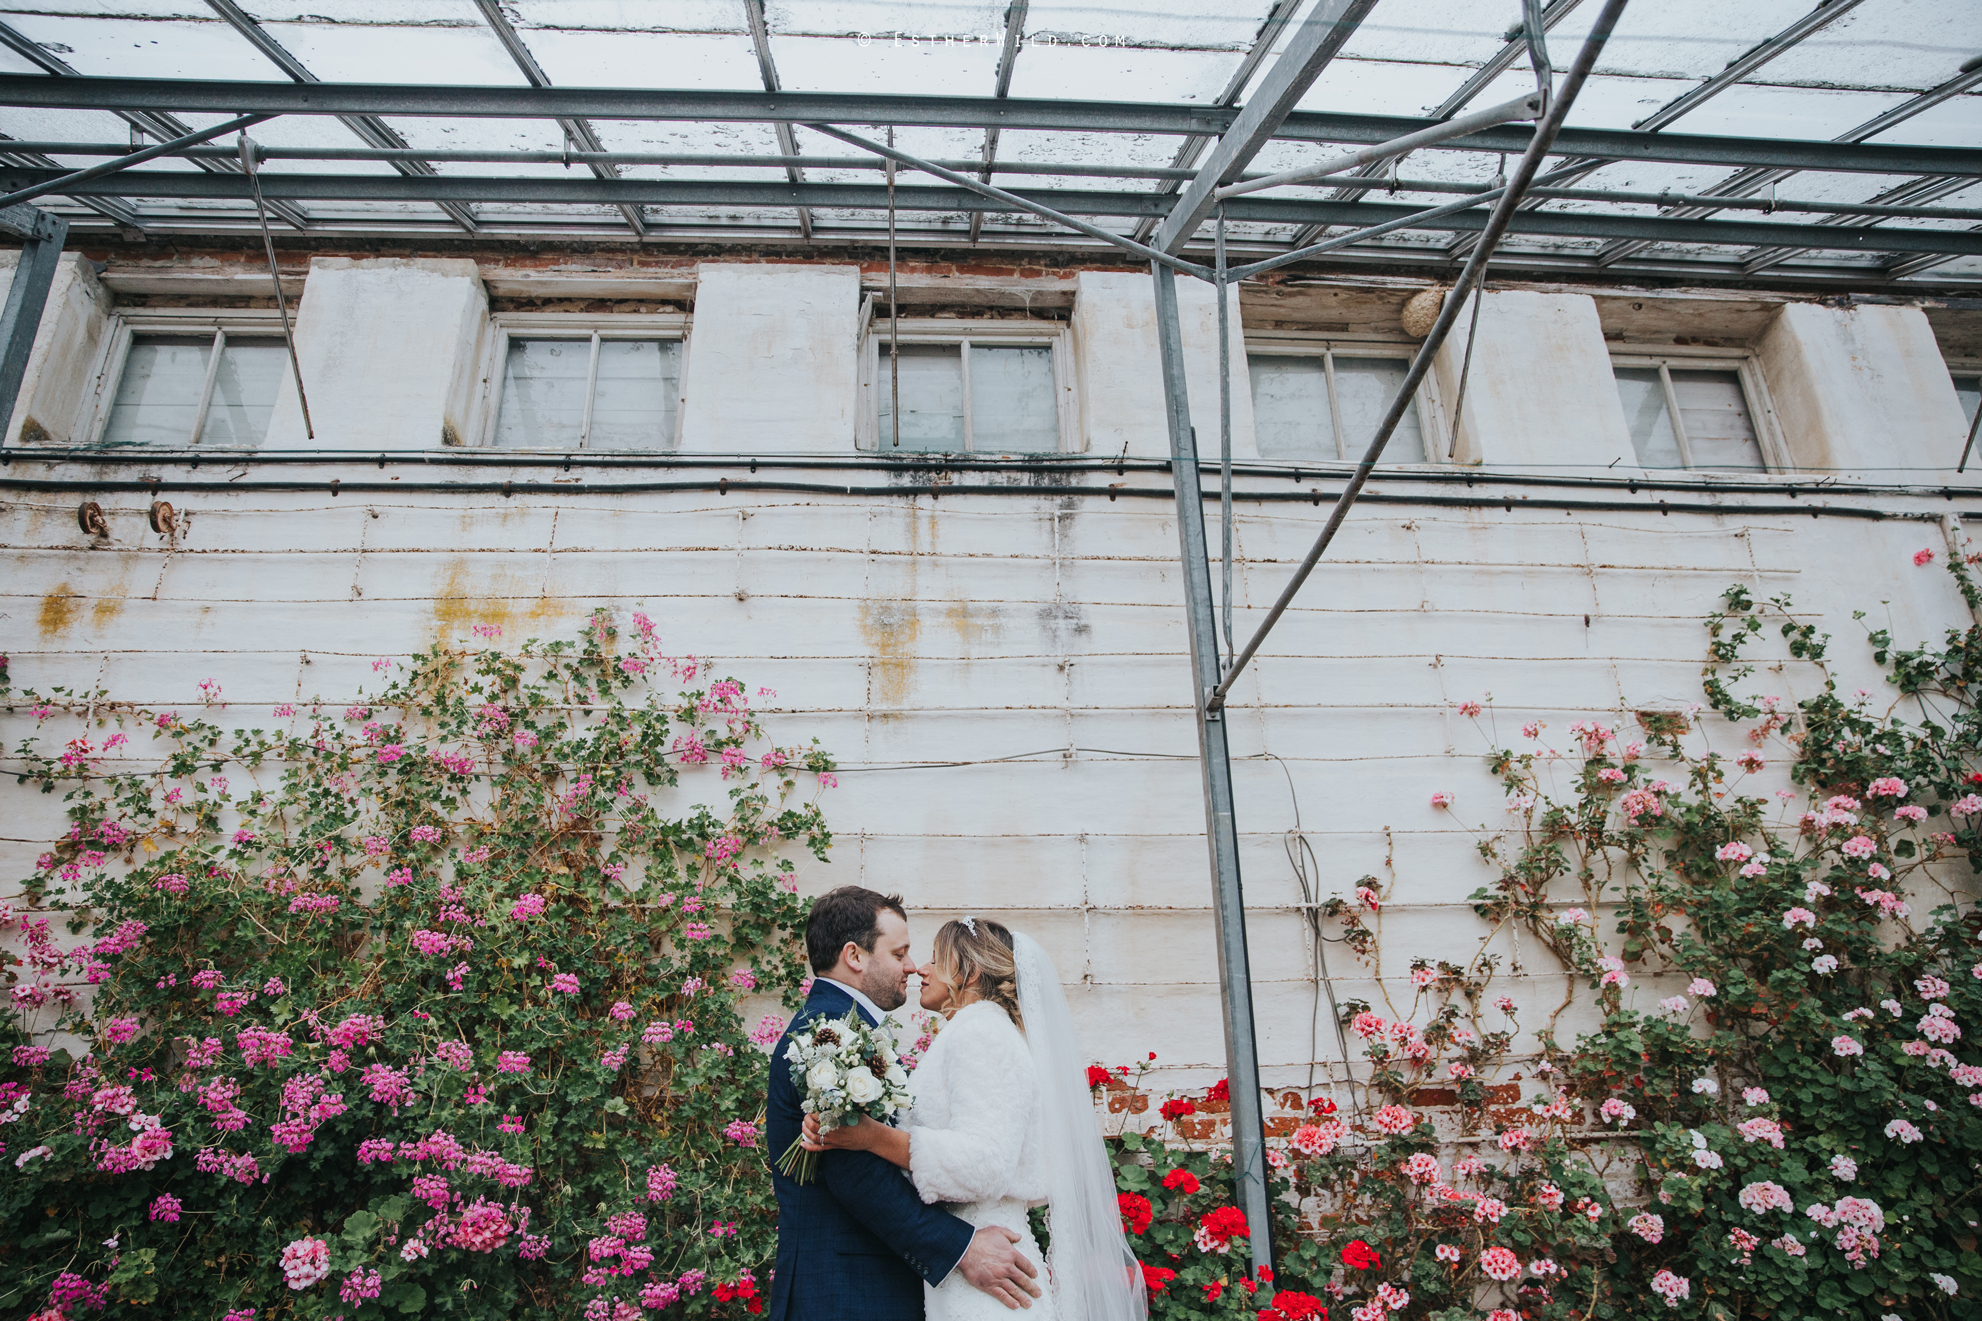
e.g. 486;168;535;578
806;886;907;974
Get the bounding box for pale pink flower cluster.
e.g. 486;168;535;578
1737;1117;1786;1148
646;1163;678;1202
1292;1120;1344;1156
1650;1270;1690;1308
1478;1246;1521;1282
1884;1118;1922;1143
495;1051;531;1074
1629;1213;1664;1244
281;1236;331;1290
1599;1098;1636;1125
1370;1104;1416;1135
1738;1181;1793;1215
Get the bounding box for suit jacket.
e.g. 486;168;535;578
765;982;974;1321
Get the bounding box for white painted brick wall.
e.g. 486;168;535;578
6;482;1979;1088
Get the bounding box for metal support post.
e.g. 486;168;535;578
1151;258;1272;1272
0;202;67;447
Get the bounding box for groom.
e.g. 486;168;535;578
766;886;1041;1320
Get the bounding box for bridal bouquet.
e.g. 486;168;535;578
776;1011;915;1184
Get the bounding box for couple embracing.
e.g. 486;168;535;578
765;886;1148;1321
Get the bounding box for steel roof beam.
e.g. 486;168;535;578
1131;0;1306;244
203;0;474;234
14;141;1982;223
1886;232;1982;280
1739;175;1977;273
1289;0;1582;246
739;0;811;241
1152;0;1380;254
5;74;1976;180
1446;0;1866;260
966;0;1030;245
1594;57;1982;266
19;166;1982;257
0;22;309;231
0;134;142;230
472;0;646;239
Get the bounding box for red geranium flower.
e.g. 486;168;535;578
1204;1281;1225;1303
1086;1066;1111;1089
1162;1168;1201;1194
1118;1192;1153;1236
1160;1098;1197;1122
1340;1239;1380;1271
1207;1079;1231;1102
1310;1096;1337;1116
1138;1263;1177;1295
1198;1205;1250;1249
1265;1290;1327;1321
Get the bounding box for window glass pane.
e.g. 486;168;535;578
1669;368;1764;470
1333;356;1426;463
200;339;286;446
1614;366;1682;467
587;339;679;450
969;344;1059;453
1954;374;1980;432
877;344;964;452
494;338;589;448
101;335;211;446
1248;356;1332;459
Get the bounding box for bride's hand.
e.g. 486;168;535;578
801;1113;882;1153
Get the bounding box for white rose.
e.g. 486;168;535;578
885;1064;908;1088
806;1059;841;1092
844;1067;883;1103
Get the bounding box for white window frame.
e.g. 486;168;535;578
477;312;691;450
857;316;1077;454
1242;333;1453;463
77;309;290;447
1608;344;1789;473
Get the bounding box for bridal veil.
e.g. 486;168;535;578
1011;931;1149;1321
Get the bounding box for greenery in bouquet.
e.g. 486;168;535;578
1;608;835;1320
774;1010;915;1184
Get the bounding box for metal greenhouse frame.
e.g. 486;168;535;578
3;0;1982;1270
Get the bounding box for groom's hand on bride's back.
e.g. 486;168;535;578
956;1226;1042;1309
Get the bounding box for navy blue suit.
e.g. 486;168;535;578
765;982;973;1321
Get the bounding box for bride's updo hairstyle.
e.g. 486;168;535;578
931;918;1023;1029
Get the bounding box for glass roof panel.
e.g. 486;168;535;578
246;17;529;85
506;1;747;34
0;14;285;80
509;28;765;92
1005;42;1240;104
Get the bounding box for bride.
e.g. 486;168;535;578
802;918;1147;1321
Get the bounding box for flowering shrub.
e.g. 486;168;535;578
1;610;833;1318
1090;558;1982;1320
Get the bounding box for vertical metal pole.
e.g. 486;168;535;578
0;203;67;448
1216;208;1234;662
1151;258;1272;1273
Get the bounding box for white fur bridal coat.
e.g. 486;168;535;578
903;1000;1047;1210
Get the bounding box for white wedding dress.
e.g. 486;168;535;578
903;1000;1057;1321
898;933;1146;1321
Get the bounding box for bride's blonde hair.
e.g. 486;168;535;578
930;918;1023;1029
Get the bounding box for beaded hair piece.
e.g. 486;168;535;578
960;915;978;934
